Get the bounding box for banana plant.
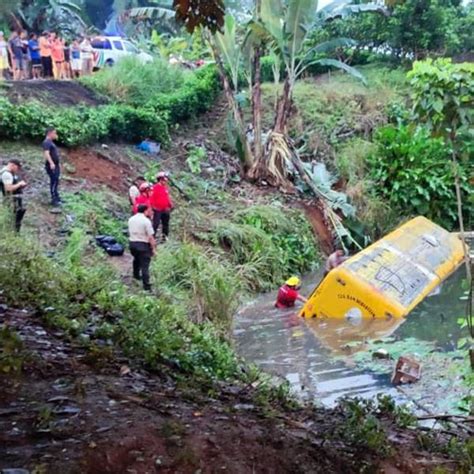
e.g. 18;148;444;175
17;0;86;34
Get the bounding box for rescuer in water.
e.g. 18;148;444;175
275;276;308;309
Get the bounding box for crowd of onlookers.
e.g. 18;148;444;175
0;30;95;80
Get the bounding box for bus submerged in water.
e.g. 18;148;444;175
300;217;465;321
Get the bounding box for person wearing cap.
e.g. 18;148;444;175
0;159;27;232
132;182;152;214
275;277;307;309
128;203;156;291
150;171;173;241
42;127;61;206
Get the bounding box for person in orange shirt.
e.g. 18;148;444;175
39;31;53;78
50;33;65;79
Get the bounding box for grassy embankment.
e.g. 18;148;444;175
0;57;320;384
1;60;473;469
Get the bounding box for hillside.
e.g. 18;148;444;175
0;69;472;473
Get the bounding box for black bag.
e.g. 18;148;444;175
105;243;125;257
96;235;117;248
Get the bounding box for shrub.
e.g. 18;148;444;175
0;98;170;147
0;65;219;147
0;225;239;380
367;125;470;229
209;205;320;292
145;65;221;122
63;191;129;244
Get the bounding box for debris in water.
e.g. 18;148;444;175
372;349;390;360
391;356;421;385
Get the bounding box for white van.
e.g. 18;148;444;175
91;36;153;68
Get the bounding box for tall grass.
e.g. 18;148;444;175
210;205;320;292
81;56;187;105
64;191;129;244
0;224;239;379
151;241;241;330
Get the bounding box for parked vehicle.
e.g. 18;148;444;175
91;36;153;69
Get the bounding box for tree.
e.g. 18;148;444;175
388;0;459;59
210;0;372;246
213;0;366;186
0;0;87;35
408;58;473;281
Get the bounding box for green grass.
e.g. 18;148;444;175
63;191;129;244
81;56;188;105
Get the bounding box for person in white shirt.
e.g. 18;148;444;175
128;176;146;207
80;37;93;75
1;159;27;232
128;204;156;291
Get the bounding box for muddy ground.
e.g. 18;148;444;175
0;305;461;474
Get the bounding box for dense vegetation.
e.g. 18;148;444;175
0;63;220;146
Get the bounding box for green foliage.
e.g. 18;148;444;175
186;146;207;174
367;125;469;229
338;397;391;455
145;64;221;123
408;59;474;141
0;99;170;147
151;241;241;330
0;226;239;380
306;0;473;62
81;57;186;105
150;30;211;61
0;64;219;148
0;326;25;374
63;191;128;244
387;0;462;59
210;205;319;292
119;295;238;378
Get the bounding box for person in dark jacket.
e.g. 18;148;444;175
42;127;61;206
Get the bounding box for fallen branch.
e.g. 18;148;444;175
417;414;474;422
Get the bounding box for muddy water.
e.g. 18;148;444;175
233;268;467;407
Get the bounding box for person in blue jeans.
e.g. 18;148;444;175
42;127;61;206
28;33;42;79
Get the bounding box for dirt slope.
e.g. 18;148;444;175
1;80;106;106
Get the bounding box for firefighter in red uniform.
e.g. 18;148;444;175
275;276;308;309
150;171;173;241
132;182;152;214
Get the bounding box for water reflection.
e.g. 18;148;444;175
306;316;405;355
233;268;466;407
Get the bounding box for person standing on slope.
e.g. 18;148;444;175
128;204;156;292
42;127;61;206
150;171;173;241
133;182;152;214
0;159;27;232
